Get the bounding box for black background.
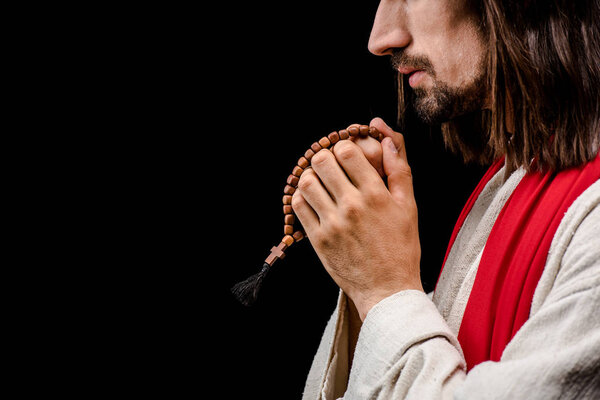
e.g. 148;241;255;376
204;2;487;398
111;2;489;398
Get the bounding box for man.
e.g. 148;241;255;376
294;0;600;398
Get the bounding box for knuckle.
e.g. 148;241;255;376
324;217;343;237
291;192;305;209
397;165;413;179
363;187;384;205
341;198;363;221
312;231;330;248
333;140;358;161
297;172;315;191
310;149;330;167
389;165;413;182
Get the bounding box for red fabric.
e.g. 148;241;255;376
437;154;600;371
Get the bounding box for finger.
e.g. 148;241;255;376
382;136;415;204
349;135;385;177
332;140;382;188
291;190;319;232
370;117;409;163
295;168;336;219
310;149;358;201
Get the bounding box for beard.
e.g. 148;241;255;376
391;50;487;125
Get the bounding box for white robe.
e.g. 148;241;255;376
302;164;600;399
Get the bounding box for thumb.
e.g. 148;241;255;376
381;136;414;204
370;117;407;160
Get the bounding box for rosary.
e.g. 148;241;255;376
231;123;383;306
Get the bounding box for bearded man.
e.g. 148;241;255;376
294;0;600;398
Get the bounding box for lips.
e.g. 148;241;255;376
397;67;426;87
397;67;420;75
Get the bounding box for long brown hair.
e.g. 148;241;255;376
399;0;600;172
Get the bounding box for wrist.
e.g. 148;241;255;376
351;283;424;321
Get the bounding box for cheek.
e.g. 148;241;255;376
409;0;485;86
435;23;486;86
455;30;485;82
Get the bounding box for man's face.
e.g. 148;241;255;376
368;0;487;124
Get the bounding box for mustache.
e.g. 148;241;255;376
390;49;435;76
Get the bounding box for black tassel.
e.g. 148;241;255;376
231;263;271;306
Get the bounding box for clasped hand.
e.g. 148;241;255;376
292;118;423;321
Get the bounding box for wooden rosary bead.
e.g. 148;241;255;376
282;235;294;246
304;148;315;161
328;131;340;144
287;174;300;187
369;126;380;138
292;166;304;177
292;230;305;241
310;142;322;153
298;157;309;169
275;123;387;276
318;137;331;148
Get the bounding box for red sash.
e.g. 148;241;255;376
437;154;600;371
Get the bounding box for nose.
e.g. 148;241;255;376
368;0;411;56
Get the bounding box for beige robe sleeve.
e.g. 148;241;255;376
302;181;600;400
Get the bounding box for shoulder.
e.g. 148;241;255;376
532;179;600;312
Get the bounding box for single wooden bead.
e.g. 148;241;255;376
298;157;309;169
311;142;322;153
284;214;295;225
339;129;349;140
292;166;304;177
283;195;293;205
282;235;294;246
292;230;305;242
348;126;360;136
304;148;315;161
318;137;331;148
284;224;294;235
369;126;380;139
284;185;296;195
378;133;384;141
359;125;370;136
283;205;293;214
287;174;300;187
328;131;340;144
